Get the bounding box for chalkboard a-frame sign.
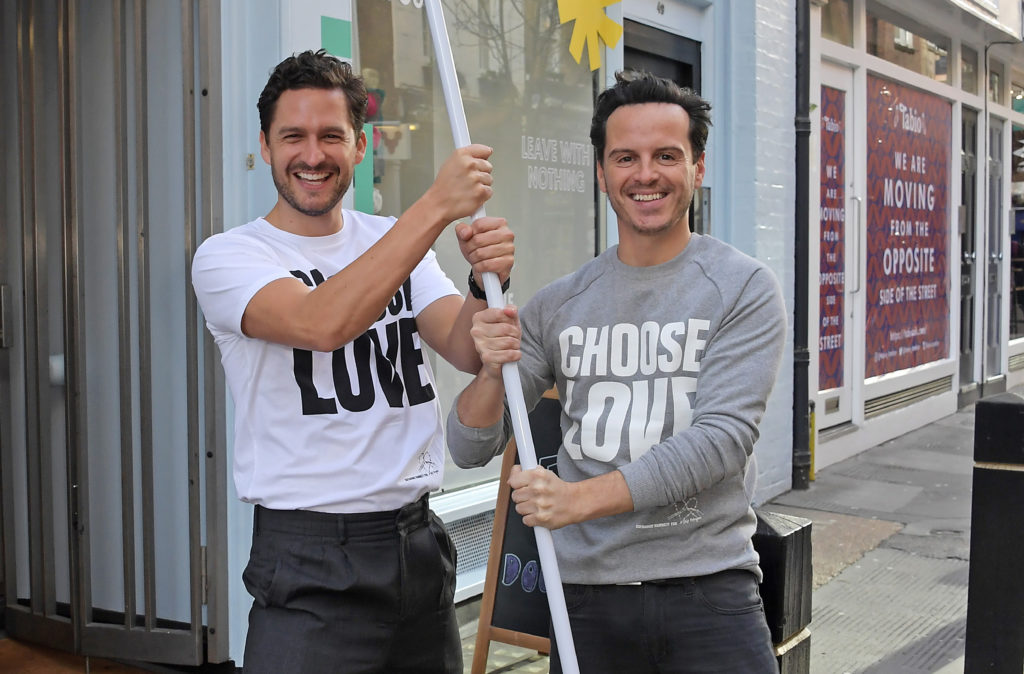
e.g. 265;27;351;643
470;391;561;674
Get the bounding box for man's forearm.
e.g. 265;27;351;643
426;295;488;374
456;369;507;428
511;465;635;530
575;469;635;521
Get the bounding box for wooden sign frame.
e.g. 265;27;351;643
471;390;559;673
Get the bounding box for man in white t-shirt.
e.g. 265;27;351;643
191;49;513;673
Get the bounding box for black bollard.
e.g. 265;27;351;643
965;392;1024;673
753;509;812;673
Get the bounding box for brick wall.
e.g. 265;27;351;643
714;0;797;502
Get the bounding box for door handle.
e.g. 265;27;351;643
849;195;861;294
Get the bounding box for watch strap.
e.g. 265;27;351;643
468;271;509;300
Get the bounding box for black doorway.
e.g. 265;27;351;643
622;21;707;233
624;20;701;92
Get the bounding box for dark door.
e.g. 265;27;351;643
624;20;700;92
623;21;705;232
959;109;978;400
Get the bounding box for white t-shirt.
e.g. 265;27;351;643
191;213;460;512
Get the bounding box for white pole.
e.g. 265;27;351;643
422;2;580;672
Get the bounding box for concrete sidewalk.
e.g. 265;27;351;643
460;400;981;673
771;403;974;673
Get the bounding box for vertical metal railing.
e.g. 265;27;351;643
182;0;206;660
58;0;88;655
132;0;158;633
197;0;230;661
16;0;50;621
111;0;139;632
0;0;19;639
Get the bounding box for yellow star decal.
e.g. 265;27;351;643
557;0;623;71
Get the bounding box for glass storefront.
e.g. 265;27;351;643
354;0;598;489
1012;119;1024;341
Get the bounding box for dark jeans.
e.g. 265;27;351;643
241;496;460;674
550;569;778;674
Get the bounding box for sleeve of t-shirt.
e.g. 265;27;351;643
191;231;293;336
408;246;460;316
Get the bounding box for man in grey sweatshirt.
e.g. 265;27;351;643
446;71;786;673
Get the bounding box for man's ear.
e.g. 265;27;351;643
596;160;608;194
354;128;368;164
694;152;706;187
259;130;271;165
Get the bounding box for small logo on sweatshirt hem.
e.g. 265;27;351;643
635;497;703;529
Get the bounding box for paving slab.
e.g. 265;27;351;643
810;547;968;673
772;474;923;518
763;504;902;588
460;637;548;674
856;447;973;475
0;633;146;674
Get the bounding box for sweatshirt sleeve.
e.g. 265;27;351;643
446;294;555;468
445;396;508;469
618;266;787;510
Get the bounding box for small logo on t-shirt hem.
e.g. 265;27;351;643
403;449;440;482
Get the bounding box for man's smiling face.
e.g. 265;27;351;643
597;102;705;242
260;87;367;219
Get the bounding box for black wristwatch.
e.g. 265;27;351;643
468;271;510;300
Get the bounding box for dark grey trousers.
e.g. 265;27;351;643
241;496;460;674
550;569;779;673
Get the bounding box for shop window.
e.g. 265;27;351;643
354;0;597;490
1012;123;1024;340
962;45;978;95
893;28;914;54
989;62;1005;105
821;0;853;47
1014;82;1024;113
866;4;949;83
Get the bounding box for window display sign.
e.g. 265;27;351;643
819;86;846;391
865;75;950;377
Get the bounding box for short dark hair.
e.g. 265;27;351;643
257;49;368;136
590;70;712;163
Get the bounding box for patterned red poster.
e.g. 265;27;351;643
865;75;950;377
819;86;845;391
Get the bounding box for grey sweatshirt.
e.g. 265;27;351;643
447;233;787;584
